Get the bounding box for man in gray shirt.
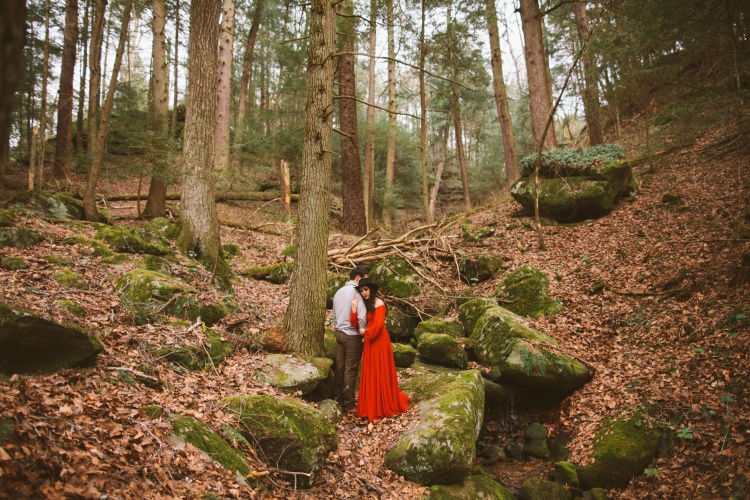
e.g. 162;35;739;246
332;266;368;412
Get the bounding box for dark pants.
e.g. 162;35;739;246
333;330;363;410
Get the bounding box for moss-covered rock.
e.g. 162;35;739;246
524;438;550;459
142;405;164;419
461;222;496;243
145;217;180;240
417;333;468;369
136;255;174;276
4;190;107;222
254;354;332;395
171;414;252;479
458;254;509;285
525;422;549;440
520;478;571;500
222;395;338;488
59;299;85;316
52;269;89;289
61;236;114;257
0;301;102;374
0;256;27;270
576;414;664;489
392;342;417;368
42;255;74;265
494;265;563;318
238;262;294;284
0;227;44;248
385;370;484;486
414;319;464;342
430;475;513;499
153;330;234;370
584;488;609;499
116;269;198;324
316;399;343;424
221;243;242;259
95;225;171;256
458;298;498;337
554;461;579;488
385;303;420;343
369;255;421;298
0;420;13;446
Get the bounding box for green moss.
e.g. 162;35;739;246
519;478;571;500
59;300;85;316
430;475;513;499
280;245;297;259
115;269;198;324
94;225;171;256
414;319;464;341
323;329;337;362
254;354;331;394
458;298;498;337
458;254;508;285
4;190;97;221
52;269;89;289
0;420;13;446
153;330;234;370
0;256;27;270
42;255;73;265
142;405;164;419
554;461;579;488
519;145;627;178
495;264;563;318
392;342;417;368
221;243;241;259
461;223;496;243
187;301;230;327
369;256;420;298
498;337;591;392
238;262;292;285
0;227;44;248
61;236;114;257
417;333;468;369
138;255;174;276
172;414;251;478
524;439;550;459
146;217;180;240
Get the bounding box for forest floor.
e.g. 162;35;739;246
1;98;749;499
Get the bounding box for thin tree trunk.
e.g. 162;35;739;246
485;0;519;183
447;1;471;212
0;0;26;185
283;0;335;356
54;0;78;180
83;0;133;222
364;0;377;229
519;0;557;151
383;0;397;230
574;1;603;145
177;0;225;279
235;0;263;138
215;0;235;173
419;0;431;223
429;125;449;221
143;0;169;218
170;0;180;138
76;0;89;154
338;0;366;235
37;0;51;190
88;0;106;149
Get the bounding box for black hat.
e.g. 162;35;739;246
356;277;379;294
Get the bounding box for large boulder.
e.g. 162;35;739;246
458;254;509;286
519;478;571;500
254;354;332;395
369;255;421;298
94;225;171;256
414;319;464;342
0;301;102;374
222;395;338;488
576;414;664;489
458;298;497;337
384;370;484;486
385;303;420;343
417;333;468;369
0;227;44;248
430;475;513;499
494;264;563;318
4;190;107;222
392;342;417;367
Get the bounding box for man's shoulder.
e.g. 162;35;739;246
333;282;354;300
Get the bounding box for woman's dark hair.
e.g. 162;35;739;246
359;285;379;313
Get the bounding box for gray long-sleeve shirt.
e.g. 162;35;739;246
332;281;367;336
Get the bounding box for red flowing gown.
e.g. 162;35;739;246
350;305;410;421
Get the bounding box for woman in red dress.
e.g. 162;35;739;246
350;278;410;421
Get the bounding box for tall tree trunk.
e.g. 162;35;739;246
383;0;397;230
283;0;335;356
447;2;471;212
235;0;263;138
519;0;557;151
37;0;51;190
88;0;106;149
419;0;431;223
177;0;226;283
485;0;519;183
574;1;602;145
364;0;377;229
0;0;26;185
170;0;180;138
143;0;169;218
83;0;133;222
54;0;78;180
338;0;366;235
428;124;449;221
76;0;89;154
215;0;235;173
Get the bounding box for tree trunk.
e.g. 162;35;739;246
419;0;431;223
170;0;180;138
235;0;263;138
0;0;26;185
338;0;366;235
54;0;78;180
283;0;335;356
36;0;51;190
574;1;603;145
364;0;377;229
429;125;449;221
88;0;106;149
383;0;397;230
143;0;169;218
519;0;557;151
83;0;133;222
215;0;235;173
76;0;89;154
177;0;224;272
485;0;519;183
447;2;471;212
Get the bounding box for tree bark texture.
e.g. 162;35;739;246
519;0;557;151
574;1;603;145
419;0;431;223
338;0;366;236
0;0;26;184
54;0;78;180
215;0;235;173
447;2;471;212
364;0;377;229
83;0;133;221
235;0;263;138
485;0;519;183
143;0;170;218
87;0;106;149
383;0;397;230
36;1;51;189
283;0;335;356
177;0;223;266
170;0;180;137
76;0;89;154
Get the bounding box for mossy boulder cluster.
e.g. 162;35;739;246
495;264;563;318
369;255;421;298
4;190;108;222
385;369;485;485
94;225;171;256
150;330;235;371
0;301;102;374
510;145;633;222
458;253;509;285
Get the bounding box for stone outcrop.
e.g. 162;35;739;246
254;354;332;395
494;264;563;318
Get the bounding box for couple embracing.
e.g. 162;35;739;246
332;267;410;421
